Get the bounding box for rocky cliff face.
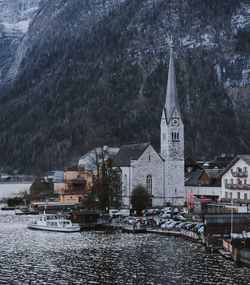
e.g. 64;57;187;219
0;0;44;83
0;0;249;173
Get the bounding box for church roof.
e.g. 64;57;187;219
164;41;182;124
113;143;150;167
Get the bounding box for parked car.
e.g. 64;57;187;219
184;223;196;230
198;226;204;234
165;221;180;230
180;222;189;229
161;220;173;229
175;222;186;229
173;215;187;222
194;223;204;232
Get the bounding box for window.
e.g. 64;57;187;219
225;192;228;199
244;193;248;201
230;178;233;184
230;192;233;200
237;192;240;200
146;175;152;195
124;174;127;194
244;179;247;185
224;179;228;185
148;155;151;162
172;132;179;141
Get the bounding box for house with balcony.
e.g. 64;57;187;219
221;155;250;204
56;166;93;204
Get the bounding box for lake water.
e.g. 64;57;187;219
0;212;250;285
0;183;31;200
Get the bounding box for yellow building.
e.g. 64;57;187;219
57;166;93;204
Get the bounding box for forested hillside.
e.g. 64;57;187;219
0;0;249;173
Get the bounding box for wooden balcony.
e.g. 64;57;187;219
231;170;248;178
225;183;250;190
221;198;250;204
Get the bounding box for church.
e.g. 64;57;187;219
113;42;185;208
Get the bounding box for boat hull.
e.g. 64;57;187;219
28;224;80;232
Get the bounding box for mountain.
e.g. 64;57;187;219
0;0;249;173
0;0;43;84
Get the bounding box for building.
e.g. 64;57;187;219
78;146;120;171
56;166;92;204
113;41;185;208
185;169;221;200
220;155;250;204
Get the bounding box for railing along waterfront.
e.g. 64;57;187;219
110;220;203;242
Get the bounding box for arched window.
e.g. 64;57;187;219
146;175;152;195
124;174;127;195
177;133;179;140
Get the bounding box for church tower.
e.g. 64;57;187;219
160;40;185;206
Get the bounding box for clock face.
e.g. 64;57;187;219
172;118;179;126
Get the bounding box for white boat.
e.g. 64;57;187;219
28;213;81;232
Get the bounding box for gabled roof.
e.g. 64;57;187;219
113;143;150;167
204;169;223;179
185;169;204;186
220;154;250;177
239;155;250;165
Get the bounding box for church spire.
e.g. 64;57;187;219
164;39;181;123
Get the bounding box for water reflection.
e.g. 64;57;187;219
0;212;250;284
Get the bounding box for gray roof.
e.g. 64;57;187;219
185;169;204;186
164;41;182;123
113;143;149;167
204;169;223;179
220;154;250;177
239;155;250;166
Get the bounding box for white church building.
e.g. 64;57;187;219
113;43;185;208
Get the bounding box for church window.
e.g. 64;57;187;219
146;175;152;195
171;132;179;141
124;174;128;195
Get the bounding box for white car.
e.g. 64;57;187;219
165;221;179;230
160;220;173;229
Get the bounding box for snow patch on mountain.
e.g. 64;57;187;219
3;20;31;33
